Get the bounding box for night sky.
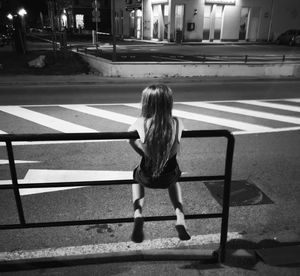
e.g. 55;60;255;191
18;0;48;15
7;0;48;26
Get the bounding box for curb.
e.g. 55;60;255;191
0;248;219;272
1;76;300;87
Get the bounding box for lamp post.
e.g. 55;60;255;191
18;8;27;31
10;8;27;54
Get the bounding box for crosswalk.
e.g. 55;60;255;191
0;98;299;143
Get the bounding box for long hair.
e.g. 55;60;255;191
141;84;174;177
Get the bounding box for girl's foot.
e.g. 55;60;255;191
175;224;191;240
131;217;144;243
175;208;190;240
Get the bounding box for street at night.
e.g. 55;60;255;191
0;79;300;275
1;0;300;274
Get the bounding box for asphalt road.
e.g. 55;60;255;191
0;80;299;274
1;79;300;105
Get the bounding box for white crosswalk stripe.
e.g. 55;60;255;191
182;102;300;124
236;100;300;113
0;98;300;138
0;106;97;133
286;99;300;103
60;104;136;125
125;103;273;132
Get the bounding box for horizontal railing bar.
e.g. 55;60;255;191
0;213;222;230
0;175;225;190
0;130;233;142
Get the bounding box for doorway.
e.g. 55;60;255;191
175;4;184;43
239;7;249;40
203;5;223;41
152;4;169;41
129;9;142;39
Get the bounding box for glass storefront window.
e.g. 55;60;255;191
203;5;211;40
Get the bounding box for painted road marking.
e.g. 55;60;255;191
1;98;300;145
0;106;97;133
232;126;300;135
173;109;273;132
237;100;300;113
60;104;136;125
0;232;242;261
126;103;273;132
0;169;133;195
286;99;300;103
183;102;300;125
0;159;40;165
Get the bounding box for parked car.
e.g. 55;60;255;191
276;29;300;46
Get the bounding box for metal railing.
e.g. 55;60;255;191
0;130;234;262
75;46;300;63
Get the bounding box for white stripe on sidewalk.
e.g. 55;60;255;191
286;98;300;103
0;159;40;165
0;106;97;133
60;105;136;125
236;100;300;113
0;232;242;261
126;104;273;132
183;102;300;125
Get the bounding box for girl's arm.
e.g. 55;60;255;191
128;119;144;156
128;138;144;156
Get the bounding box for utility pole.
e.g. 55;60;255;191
92;0;100;44
48;0;58;56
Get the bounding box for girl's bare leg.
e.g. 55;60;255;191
132;183;144;217
131;183;145;243
168;182;191;240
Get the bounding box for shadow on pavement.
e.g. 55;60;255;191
181;238;300;273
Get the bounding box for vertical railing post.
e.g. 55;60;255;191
219;134;235;262
6;141;26;225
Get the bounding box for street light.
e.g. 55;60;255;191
7;13;13;20
18;8;27;17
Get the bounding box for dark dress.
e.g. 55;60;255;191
133;118;181;189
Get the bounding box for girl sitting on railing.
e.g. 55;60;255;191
128;84;191;243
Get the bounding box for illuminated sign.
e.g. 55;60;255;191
205;0;236;5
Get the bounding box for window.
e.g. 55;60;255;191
75;14;84;29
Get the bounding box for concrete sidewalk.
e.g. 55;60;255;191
1;241;300;275
0;222;299;275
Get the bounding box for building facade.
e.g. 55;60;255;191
56;0;111;33
114;0;300;42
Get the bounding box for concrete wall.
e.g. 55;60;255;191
172;0;203;42
77;51;300;78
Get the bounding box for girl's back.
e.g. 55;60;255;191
129;84;184;187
